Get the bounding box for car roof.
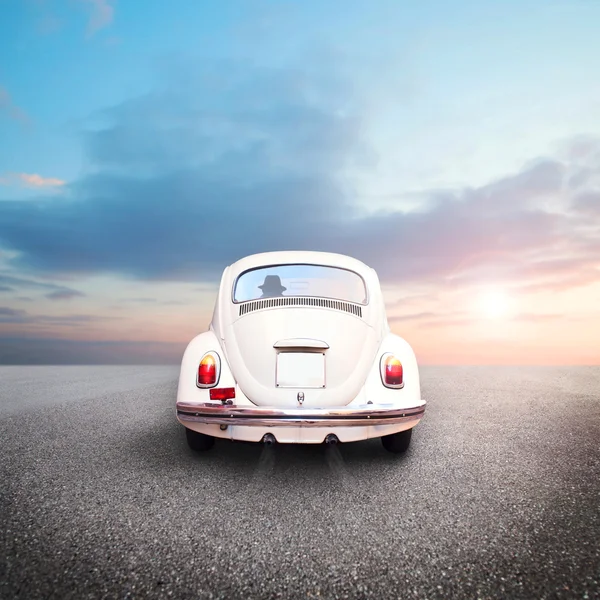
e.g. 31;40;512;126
228;250;373;276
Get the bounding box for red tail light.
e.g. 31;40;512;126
381;353;404;388
209;387;236;401
197;352;220;387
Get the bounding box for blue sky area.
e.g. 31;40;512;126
0;0;599;364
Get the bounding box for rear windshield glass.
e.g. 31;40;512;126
233;264;368;305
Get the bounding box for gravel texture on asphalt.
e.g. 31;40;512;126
1;365;599;599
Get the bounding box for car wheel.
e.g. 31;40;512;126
381;428;412;453
185;428;215;451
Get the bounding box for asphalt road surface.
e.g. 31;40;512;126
1;365;599;599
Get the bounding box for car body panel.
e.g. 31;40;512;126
176;251;425;444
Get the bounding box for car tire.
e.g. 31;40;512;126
185;428;215;451
381;428;412;453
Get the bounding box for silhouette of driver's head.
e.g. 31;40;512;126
258;275;287;298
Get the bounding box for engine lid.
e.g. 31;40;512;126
224;307;380;408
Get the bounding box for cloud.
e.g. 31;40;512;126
127;297;158;303
0;172;66;189
388;312;438;323
0;307;25;318
0;63;364;280
0;274;83;298
0;336;180;365
0;63;598;297
572;191;600;216
510;313;565;322
82;0;114;37
0;306;118;326
386;292;439;307
0;87;30;125
390;311;565;330
45;290;86;301
0;285;13;292
19;173;66;188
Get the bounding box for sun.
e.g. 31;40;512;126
479;288;511;319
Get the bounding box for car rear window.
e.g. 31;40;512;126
233;264;368;305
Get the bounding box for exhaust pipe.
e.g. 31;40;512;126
325;434;339;446
262;433;277;446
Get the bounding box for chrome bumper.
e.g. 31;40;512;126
176;402;426;428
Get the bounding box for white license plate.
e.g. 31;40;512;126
276;352;325;388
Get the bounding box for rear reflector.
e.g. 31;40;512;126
381;354;404;388
209;387;236;401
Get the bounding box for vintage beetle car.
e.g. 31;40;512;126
176;251;426;453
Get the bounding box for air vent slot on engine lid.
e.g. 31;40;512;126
239;297;362;318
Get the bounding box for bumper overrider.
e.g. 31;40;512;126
176;401;426;428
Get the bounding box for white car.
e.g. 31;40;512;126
176;251;426;453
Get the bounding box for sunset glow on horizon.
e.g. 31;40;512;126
1;0;599;365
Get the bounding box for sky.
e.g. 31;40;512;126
0;0;599;365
